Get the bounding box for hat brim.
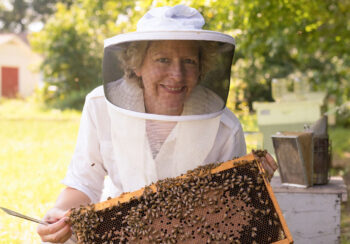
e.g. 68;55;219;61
104;30;235;48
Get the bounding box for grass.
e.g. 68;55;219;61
0;98;80;243
0;98;349;243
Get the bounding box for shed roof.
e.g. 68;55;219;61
0;33;42;61
0;33;29;47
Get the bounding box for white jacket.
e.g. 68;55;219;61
62;86;246;203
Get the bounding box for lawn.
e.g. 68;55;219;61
0;99;80;243
0;98;349;243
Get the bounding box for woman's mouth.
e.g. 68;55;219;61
160;84;186;94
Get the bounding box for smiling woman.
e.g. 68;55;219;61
37;5;255;243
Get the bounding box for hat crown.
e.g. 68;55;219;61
137;4;205;31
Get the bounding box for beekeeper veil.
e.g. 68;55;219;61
103;5;235;192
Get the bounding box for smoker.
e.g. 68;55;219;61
272;116;331;187
309;116;332;185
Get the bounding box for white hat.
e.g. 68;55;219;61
136;4;205;31
103;4;236;117
104;4;235;48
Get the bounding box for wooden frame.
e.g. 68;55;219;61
70;153;293;243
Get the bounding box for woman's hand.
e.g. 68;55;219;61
260;153;278;180
37;207;72;243
253;150;278;181
36;187;90;243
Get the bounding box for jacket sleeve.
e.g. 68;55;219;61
62;92;107;203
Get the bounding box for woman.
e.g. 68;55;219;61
37;5;277;243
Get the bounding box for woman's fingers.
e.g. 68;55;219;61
257;153;278;180
265;153;278;171
261;157;274;180
37;216;67;235
38;217;72;243
42;208;67;224
44;224;72;243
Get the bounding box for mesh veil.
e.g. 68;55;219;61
103;40;234;116
102;33;236;193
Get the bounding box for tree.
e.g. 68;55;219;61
0;0;72;33
0;0;27;32
192;0;350;112
30;0;154;109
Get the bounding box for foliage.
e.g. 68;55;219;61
0;0;72;33
28;0;350;113
329;126;350;160
197;0;350;111
30;3;104;109
336;102;350;128
30;0;156;109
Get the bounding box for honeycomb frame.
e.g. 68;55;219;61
69;153;293;243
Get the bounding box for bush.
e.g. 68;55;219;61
336;102;350;128
44;87;91;110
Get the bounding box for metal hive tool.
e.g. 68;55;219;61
69;152;293;244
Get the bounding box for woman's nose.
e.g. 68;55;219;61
168;61;184;81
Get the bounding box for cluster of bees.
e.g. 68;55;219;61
69;152;287;243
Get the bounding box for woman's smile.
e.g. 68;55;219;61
159;84;186;93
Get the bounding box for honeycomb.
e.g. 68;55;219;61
69;152;293;243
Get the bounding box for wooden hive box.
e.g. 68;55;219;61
69;153;293;244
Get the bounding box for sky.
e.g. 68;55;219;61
28;21;44;32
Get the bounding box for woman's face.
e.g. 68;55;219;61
135;40;200;115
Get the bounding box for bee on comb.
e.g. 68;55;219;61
69;152;293;243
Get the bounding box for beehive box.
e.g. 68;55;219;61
69;153;293;243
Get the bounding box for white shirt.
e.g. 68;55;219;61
62;86;246;203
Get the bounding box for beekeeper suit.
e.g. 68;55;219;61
62;4;246;205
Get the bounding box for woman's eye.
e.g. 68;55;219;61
184;59;197;65
157;58;169;63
